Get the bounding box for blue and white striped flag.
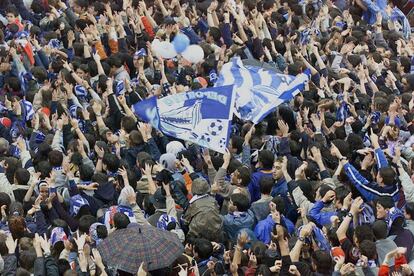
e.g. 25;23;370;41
21;100;34;121
75;85;88;99
132;85;236;154
391;7;411;39
215;57;309;123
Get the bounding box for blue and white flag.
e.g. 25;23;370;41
21;100;34;121
132;85;236;153
391;7;411;39
215;57;309;123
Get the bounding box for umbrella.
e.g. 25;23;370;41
97;224;184;273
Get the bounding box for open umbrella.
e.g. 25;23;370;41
97;224;184;273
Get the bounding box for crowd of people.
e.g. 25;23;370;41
0;0;414;275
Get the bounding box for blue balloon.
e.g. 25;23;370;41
172;33;190;54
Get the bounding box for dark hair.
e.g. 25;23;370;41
5;6;19;16
193;238;213;259
14;168;30;186
36;161;52;179
258;150;274;170
121;116;138;133
96;224;108;239
379;167;396;186
335;186;350;205
231;136;244;155
376;196;394;209
0;193;11;220
16;268;31;276
48;150;63;167
236;166;251;187
354;224;374;244
107;54;123;68
318;184;334;198
19;250;37;271
102;153;120;173
78;215;97;234
406;202;414;219
359;240;377;260
311;250;332;274
230;193;250;212
114;213;130;229
57;259;71;276
79;164;94;182
271;196;286;215
259;177;274;195
372;220;388;240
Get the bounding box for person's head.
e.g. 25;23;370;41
14;168;30;186
372;220;388;240
121;116;138;133
193;238;213;260
376;167;396;186
228;193;250;213
257;150;274;170
5;6;18;24
259;177;273;196
316;184;334;203
79;164;94;182
311;250;332;274
229;136;244;155
73;0;88;14
48;150;63;167
405;202;414;220
359;240;377;260
78;215;97;234
207;27;221;44
113;213;130;229
8;216;26;240
376;196;394;219
271;196;286;215
334;186;350;209
19;250;37;272
353;224;374;247
272;158;283;180
230;166;251;187
102;153;120;173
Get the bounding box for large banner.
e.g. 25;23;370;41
215;57;309;123
133;85;235;153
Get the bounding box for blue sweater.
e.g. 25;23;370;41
254;215;295;244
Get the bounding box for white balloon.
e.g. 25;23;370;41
151;39;161;54
153;41;177;59
182;45;204;63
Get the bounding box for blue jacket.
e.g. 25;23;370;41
254;215;295;244
248;170;273;203
308;201;337;226
222;210;255;241
344;161;399;202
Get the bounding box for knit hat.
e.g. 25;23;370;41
40;107;51;117
166;141;185;157
159;153;177;172
157;214;177;230
69;194;89;216
50;227;68;246
385;207;404;232
193;77;208;88
89;222;105;245
191;178;210;195
0;118;11;128
331;246;345;258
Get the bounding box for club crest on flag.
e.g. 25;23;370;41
133;85;235;153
